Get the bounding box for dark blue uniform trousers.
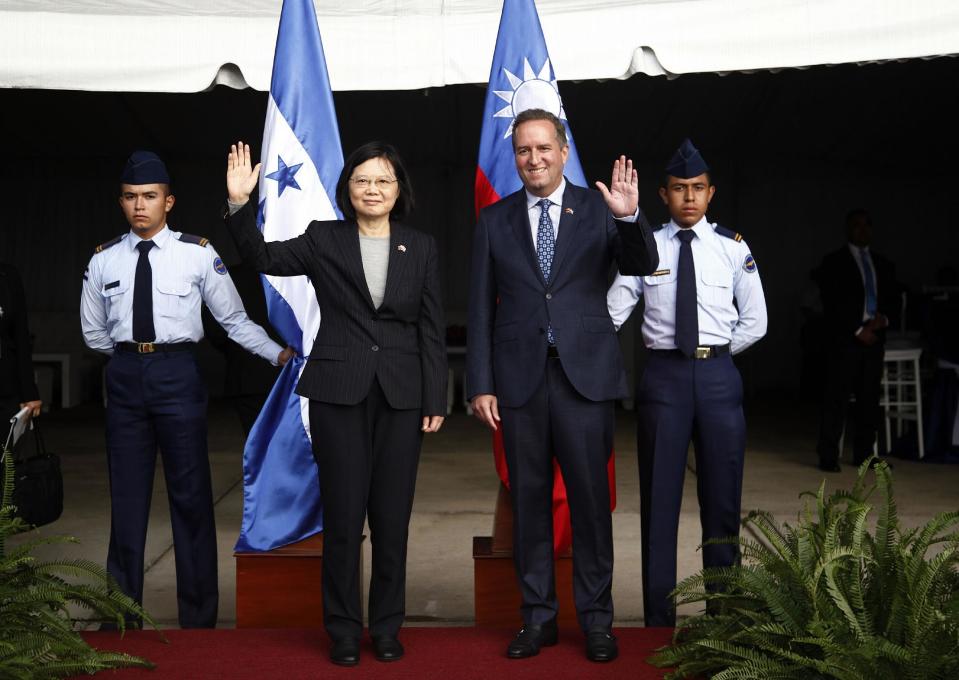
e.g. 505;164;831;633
105;348;217;628
500;356;615;633
637;351;745;627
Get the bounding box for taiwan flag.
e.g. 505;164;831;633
474;0;616;555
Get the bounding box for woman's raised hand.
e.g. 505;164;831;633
227;141;261;205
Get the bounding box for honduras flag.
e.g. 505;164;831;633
234;0;343;552
474;0;614;555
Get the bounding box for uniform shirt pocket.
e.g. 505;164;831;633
700;266;733;306
102;281;128;324
642;270;677;306
155;279;192;318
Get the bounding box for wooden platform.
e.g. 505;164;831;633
473;484;577;627
235;533;363;629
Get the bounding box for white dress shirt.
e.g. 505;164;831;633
848;242;879;323
607;216;767;354
525;179;566;249
80;225;282;363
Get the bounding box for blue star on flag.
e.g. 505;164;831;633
266;155;303;196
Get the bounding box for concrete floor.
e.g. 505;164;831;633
9;398;958;628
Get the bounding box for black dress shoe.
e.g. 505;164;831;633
585;630;618;662
506;621;558;659
330;638;360;666
372;636;404;662
818;460;841;473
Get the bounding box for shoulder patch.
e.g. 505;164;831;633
743;253;758;273
714;225;743;242
213;256;228;275
179;233;209;247
94;235;124;254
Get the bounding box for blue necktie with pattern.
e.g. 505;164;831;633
536;198;556;345
133;240;156;342
860;247;878;318
675;229;698;357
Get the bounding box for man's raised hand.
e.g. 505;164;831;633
595;155;639;219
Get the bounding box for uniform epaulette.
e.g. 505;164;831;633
714;225;743;242
179;233;210;247
94;235;124;254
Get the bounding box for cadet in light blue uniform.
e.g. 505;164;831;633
80;151;290;628
607;140;767;627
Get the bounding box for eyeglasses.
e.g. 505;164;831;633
349;176;397;190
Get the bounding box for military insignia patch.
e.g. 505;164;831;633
213;257;228;275
743;254;757;273
651;269;671;277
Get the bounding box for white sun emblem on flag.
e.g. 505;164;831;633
493;58;569;139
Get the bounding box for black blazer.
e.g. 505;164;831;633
227;202;447;415
815;245;898;343
466;183;658;407
0;263;40;402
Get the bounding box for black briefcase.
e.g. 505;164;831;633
12;420;64;528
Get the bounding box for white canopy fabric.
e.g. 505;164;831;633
1;0;956;92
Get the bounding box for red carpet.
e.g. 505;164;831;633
78;627;675;679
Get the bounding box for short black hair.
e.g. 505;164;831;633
335;141;414;221
511;109;568;150
845;208;871;226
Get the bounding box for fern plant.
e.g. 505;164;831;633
0;446;158;679
650;459;959;680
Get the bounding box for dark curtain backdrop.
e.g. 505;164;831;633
1;58;956;403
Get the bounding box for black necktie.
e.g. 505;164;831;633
675;229;698;357
133;240;156;342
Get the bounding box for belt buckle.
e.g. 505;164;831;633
136;342;155;354
694;346;711;360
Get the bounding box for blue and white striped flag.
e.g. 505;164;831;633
234;0;343;552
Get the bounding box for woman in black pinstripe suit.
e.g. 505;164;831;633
226;141;447;666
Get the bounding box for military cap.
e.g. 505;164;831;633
120;150;170;185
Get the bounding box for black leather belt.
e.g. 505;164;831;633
116;342;196;354
547;345;560;358
650;344;730;359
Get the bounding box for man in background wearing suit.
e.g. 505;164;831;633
467;108;658;662
815;208;898;472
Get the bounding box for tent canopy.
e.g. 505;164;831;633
1;0;957;92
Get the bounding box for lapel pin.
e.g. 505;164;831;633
564;207;574;215
397;244;407;252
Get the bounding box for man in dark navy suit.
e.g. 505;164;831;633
466;109;658;662
815;209;898;471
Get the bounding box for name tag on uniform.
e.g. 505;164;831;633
651;269;671;277
104;280;120;290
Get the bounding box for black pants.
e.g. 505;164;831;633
499;357;615;633
817;340;884;466
104;349;217;628
308;380;422;641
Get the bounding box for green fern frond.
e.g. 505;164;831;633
649;463;959;679
0;451;158;678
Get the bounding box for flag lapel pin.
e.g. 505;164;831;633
564;207;574;215
397;244;407;252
